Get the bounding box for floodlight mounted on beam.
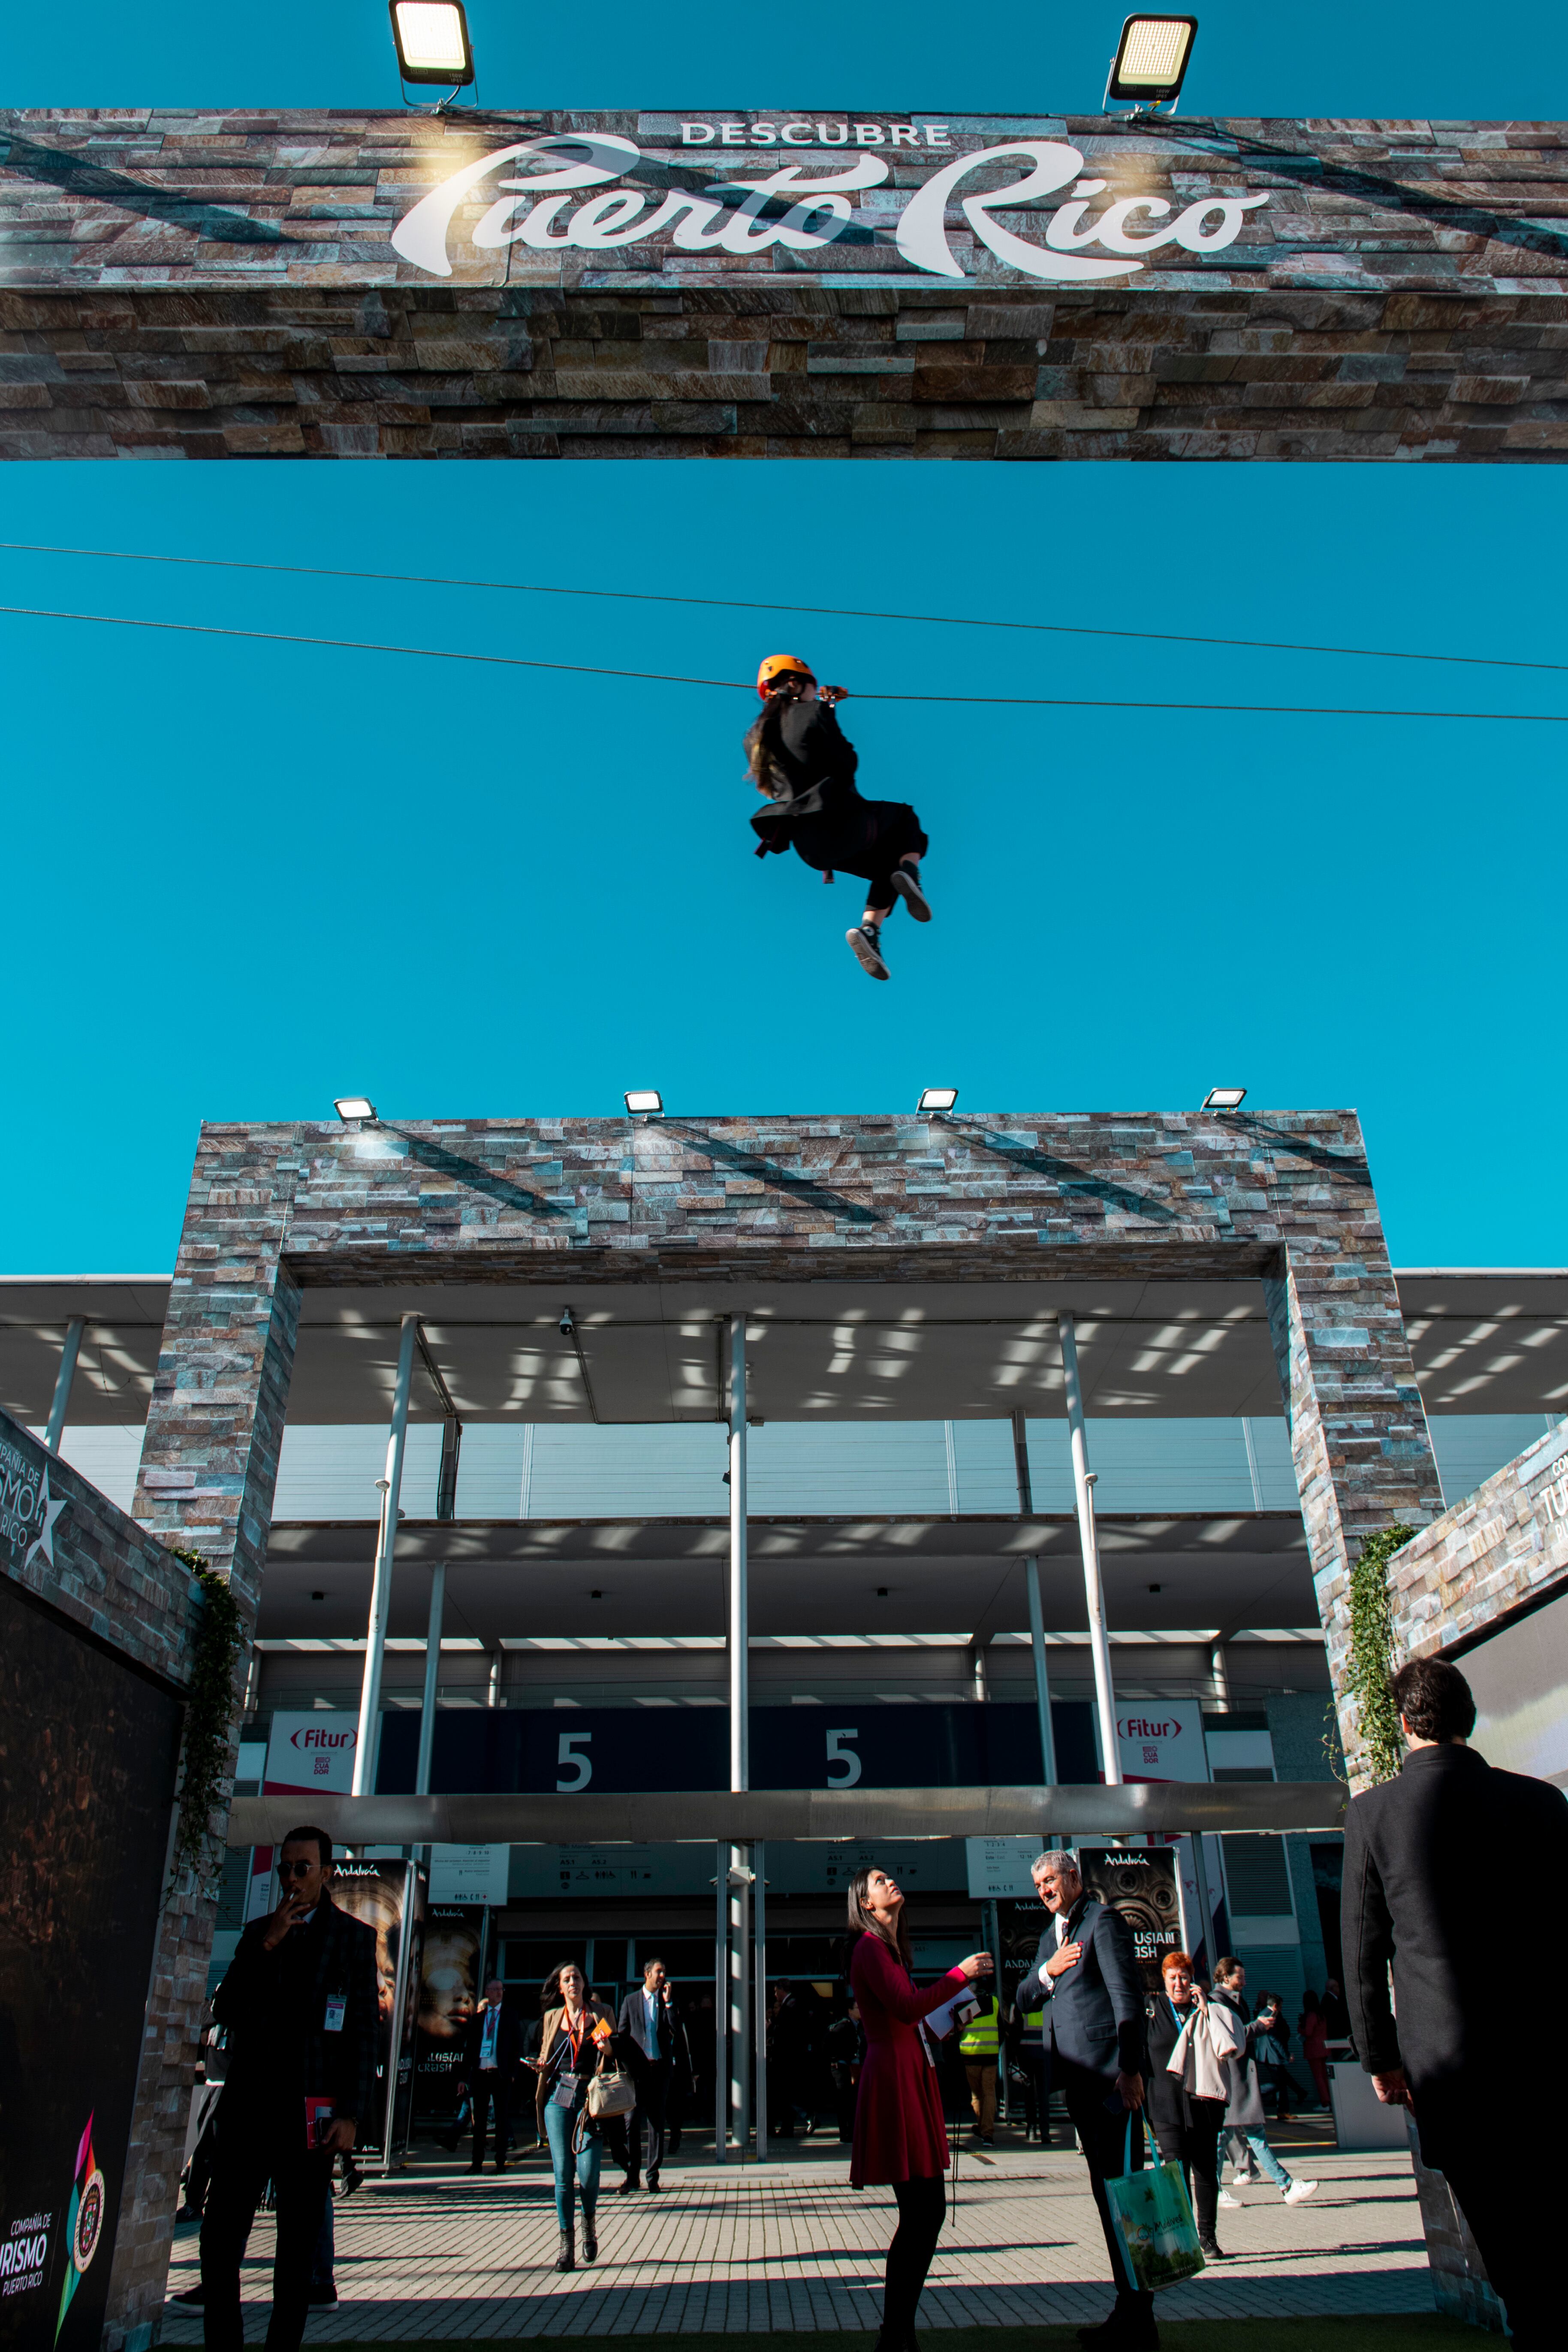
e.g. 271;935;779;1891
624;1089;664;1119
334;1096;377;1122
1105;14;1198;116
1203;1087;1247;1111
389;1;476;109
917;1088;959;1113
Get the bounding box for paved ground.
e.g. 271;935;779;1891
163;2125;1430;2339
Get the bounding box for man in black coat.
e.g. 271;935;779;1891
1015;1849;1153;2351
1343;1653;1568;2352
615;1957;684;2191
200;1827;380;2352
455;1979;523;2172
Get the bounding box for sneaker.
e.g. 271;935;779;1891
1197;2235;1228;2260
1217;2189;1240;2209
1283;2179;1318;2204
847;924;890;980
890;865;932;922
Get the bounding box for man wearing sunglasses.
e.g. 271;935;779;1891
199;1827;380;2352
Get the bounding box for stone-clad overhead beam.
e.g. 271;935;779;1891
3;109;1566;460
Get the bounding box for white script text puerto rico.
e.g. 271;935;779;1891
391;134;1269;286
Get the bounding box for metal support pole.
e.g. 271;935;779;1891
1025;1561;1058;1785
1058;1313;1122;1787
754;1841;768;2160
970;1638;989;1703
44;1317;85;1454
1013;1411;1057;1787
352;1313;419;1797
487;1650;504;1708
436;1416;462;1520
727;1843;751;2158
1189;1832;1218;1979
1209;1639;1232;1712
416;1566;445;1797
714;1845;727;2157
729;1315;748;1795
984;1897;1003;2118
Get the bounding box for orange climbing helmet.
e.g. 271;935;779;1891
757;653;815;700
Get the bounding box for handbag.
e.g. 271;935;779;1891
586;2060;637;2120
1104;2116;1206;2295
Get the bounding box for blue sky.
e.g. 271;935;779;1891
6;5;1566;1273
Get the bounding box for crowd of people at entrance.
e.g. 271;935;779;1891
184;1654;1562;2352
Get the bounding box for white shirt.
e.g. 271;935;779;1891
643;1989;660;2043
479;2006;501;2069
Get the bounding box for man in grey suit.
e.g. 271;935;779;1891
1015;1849;1154;2351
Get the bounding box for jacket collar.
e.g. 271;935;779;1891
1399;1740;1481;1774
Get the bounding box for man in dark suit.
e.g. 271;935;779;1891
200;1827;380;2352
455;1978;523;2172
615;1957;682;2192
1344;1653;1568;2352
1015;1849;1153;2351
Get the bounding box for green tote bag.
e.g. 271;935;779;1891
1104;2115;1206;2294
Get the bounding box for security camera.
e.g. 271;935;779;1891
559;1308;575;1338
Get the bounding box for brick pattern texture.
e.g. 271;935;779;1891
3;110;1566;458
1389;1420;1568;1657
0;1408;203;2352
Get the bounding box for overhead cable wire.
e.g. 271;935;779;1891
1;600;1565;723
0;536;1562;679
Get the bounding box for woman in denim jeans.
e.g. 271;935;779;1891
533;1964;615;2272
1209;1958;1317;2209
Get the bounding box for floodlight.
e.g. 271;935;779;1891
1106;15;1198;109
624;1089;664;1116
918;1088;959;1113
1203;1087;1247;1110
389;1;475;85
334;1096;377;1122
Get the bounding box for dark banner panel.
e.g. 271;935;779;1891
0;1581;182;2352
378;1700;1098;1797
413;1905;488;2129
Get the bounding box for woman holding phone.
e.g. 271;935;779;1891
845;1864;992;2352
533;1963;615;2273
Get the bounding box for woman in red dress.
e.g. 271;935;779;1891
846;1863;993;2352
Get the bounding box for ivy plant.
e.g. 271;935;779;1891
1343;1523;1417;1787
169;1548;247;1891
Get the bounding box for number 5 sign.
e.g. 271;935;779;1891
556;1731;593;1791
826;1728;862;1788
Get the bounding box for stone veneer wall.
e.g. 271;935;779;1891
0;1408;201;2352
1388;1418;1568;1658
3;111;1567;460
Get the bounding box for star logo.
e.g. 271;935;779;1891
26;1466;69;1569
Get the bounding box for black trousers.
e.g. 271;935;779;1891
626;2061;672;2183
791;801;929;914
1151;2098;1226;2241
882;2174;946;2345
469;2078;513;2168
1058;2066;1151;2316
1439;2149;1553;2351
200;2118;333;2352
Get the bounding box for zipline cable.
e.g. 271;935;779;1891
0;537;1562;679
2;600;1565;722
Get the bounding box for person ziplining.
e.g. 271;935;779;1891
745;654;931;982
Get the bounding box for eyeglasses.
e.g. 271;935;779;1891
280;1859;321;1879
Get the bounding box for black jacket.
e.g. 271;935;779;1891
212;1894;380;2131
747;697;861;856
1143;1995;1227;2135
458;1999;524;2087
1016;1897;1147;2091
1342;1740;1568;2155
616;1987;683;2069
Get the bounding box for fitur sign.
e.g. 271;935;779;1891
392;125;1268;287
